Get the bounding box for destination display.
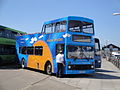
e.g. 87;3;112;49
72;35;91;42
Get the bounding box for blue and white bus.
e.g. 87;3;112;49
16;16;95;75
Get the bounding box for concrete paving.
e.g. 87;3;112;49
0;59;120;90
50;59;120;90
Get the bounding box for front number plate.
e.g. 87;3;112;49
79;71;85;73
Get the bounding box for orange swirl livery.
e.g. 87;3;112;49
28;40;53;72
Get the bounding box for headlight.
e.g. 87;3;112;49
98;60;101;63
68;66;71;69
91;66;94;68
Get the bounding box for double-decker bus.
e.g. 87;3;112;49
95;38;101;68
0;25;26;65
16;16;95;75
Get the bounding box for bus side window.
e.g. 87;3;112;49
55;21;66;32
45;24;52;34
35;46;43;56
0;45;2;54
9;46;16;54
55;22;60;32
22;47;27;54
0;30;3;37
27;47;34;55
19;47;21;53
52;23;55;33
41;25;45;34
60;21;66;32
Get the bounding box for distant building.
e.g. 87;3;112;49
0;25;26;39
102;44;120;52
102;44;120;60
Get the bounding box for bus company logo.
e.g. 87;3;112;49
30;37;37;44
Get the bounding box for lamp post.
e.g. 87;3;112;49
112;12;120;67
113;13;120;15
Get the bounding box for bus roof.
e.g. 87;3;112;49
0;25;26;34
44;16;94;25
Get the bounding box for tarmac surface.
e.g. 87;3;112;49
0;59;120;90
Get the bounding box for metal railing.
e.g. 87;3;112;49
109;56;120;69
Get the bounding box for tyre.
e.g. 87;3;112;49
21;59;25;69
45;62;52;75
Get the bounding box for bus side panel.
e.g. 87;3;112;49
27;40;53;71
16;42;28;67
19;54;28;67
16;32;65;73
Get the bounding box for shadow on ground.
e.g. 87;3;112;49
0;64;21;69
61;69;120;79
95;69;117;73
60;73;120;79
1;65;120;80
91;73;120;79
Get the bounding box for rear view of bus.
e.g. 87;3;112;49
16;16;95;75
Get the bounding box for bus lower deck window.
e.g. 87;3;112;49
35;46;43;55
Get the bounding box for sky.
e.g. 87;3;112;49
0;0;120;47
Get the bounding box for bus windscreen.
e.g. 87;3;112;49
69;20;94;34
67;45;94;59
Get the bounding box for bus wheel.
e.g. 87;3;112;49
45;62;52;75
21;59;25;69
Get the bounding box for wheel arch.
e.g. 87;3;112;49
21;57;26;67
44;60;51;70
21;57;25;63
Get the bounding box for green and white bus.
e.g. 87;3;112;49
0;25;26;65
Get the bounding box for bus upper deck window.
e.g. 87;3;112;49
55;21;66;32
60;21;66;32
55;23;60;32
45;24;52;34
82;24;94;34
69;20;81;32
68;20;94;34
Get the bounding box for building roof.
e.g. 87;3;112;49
0;25;26;34
102;44;120;50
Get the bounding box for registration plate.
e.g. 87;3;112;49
79;71;85;73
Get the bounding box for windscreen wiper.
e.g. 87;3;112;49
79;52;89;61
80;48;90;61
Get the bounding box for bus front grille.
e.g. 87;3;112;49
68;64;93;70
